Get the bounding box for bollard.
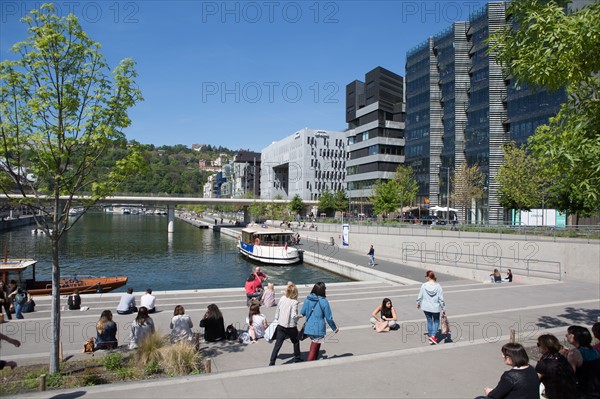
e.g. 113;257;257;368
194;332;201;352
39;374;46;391
59;341;63;362
203;358;211;373
510;329;515;344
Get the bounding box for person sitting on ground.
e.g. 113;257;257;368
0;333;21;370
560;325;600;398
489;268;502;283
246;303;268;343
20;289;35;314
9;287;30;319
503;269;513;283
170;305;194;343
0;281;12;320
479;343;539;399
67;289;81;310
245;273;263;305
261;283;276;307
199;303;226;342
140;288;156;313
254;266;268;283
95;310;118;350
370;298;399;331
535;334;577;399
116;287;138;315
129;306;155;349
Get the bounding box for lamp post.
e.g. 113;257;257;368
440;166;451;222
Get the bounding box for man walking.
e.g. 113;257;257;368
368;245;375;267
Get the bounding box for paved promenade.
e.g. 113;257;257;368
1;227;599;398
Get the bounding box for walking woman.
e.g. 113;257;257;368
269;283;303;366
416;270;445;345
300;282;339;361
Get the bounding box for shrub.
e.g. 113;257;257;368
114;367;136;380
144;359;161;375
103;352;125;371
46;372;63;388
133;332;166;366
160;341;201;375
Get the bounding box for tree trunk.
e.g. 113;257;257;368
50;238;61;373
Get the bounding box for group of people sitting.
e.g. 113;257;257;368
477;324;600;399
489;268;513;283
244;267;276;307
0;280;36;320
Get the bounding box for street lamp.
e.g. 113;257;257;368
440;166;451;223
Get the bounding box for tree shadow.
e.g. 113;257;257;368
201;340;250;356
536;307;599;328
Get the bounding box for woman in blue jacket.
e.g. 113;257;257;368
300;282;339;361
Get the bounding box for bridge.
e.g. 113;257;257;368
0;194;319;232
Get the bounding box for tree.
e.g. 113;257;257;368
451;163;485;223
370;179;401;216
495;143;547;210
393;165;418;213
248;200;268;221
268;194;287;221
317;190;336;217
0;5;144;373
288;194;304;218
333;190;349;213
490;0;600;221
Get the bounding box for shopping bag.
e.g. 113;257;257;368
265;319;278;343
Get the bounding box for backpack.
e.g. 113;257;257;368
14;292;27;305
225;324;238;340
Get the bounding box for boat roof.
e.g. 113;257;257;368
0;259;37;272
241;226;295;235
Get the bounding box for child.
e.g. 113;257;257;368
261;283;276;307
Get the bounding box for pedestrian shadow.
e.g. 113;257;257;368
536;307;599;328
321;352;354;360
49;392;86;399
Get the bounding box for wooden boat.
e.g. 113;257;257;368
238;225;302;265
0;258;128;296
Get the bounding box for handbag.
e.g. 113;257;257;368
441;311;450;334
83;337;95;353
265;319;278;343
375;319;390;333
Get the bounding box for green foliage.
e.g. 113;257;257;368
46;372;64;388
451;163;485;222
114;367;136;380
495;143;549;211
393;165;418;210
317;190;336;216
288;194;304;216
144;359;162;375
333;190;349;212
371;180;401;215
103;353;125;371
133;333;165;366
490;0;600;221
248;201;268;220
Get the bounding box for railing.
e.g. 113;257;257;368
401;247;562;281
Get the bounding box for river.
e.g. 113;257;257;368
0;212;351;292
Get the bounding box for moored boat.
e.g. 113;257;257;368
0;258;128;296
238;226;302;265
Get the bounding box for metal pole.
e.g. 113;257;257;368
447;167;450;223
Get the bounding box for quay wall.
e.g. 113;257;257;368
0;215;37;232
176;216;599;284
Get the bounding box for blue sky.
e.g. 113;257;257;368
1;1;488;152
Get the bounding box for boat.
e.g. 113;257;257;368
238;225;302;265
0;258;128;296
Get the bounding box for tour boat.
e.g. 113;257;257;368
0;258;128;296
238;226;302;265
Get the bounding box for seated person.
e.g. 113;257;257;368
67;289;81;310
95;310;118;350
129;306;155;349
261;283;276;307
503;269;513;283
490;269;502;283
140;288;156;313
20;290;35;314
116;288;138;315
370;298;399;330
199;304;226;342
244;274;263;305
246;303;268;343
170;305;194;343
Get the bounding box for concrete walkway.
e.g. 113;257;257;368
2;226;599;398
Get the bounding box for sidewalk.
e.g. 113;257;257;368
2;225;599;398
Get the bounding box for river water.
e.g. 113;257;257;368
0;212;351;292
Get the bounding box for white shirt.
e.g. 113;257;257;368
246;314;267;338
170;314;193;342
140;293;156;310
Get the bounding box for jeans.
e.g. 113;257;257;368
424;311;440;337
269;325;301;365
369;254;375;266
14;302;24;319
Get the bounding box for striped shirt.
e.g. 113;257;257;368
275;296;299;328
